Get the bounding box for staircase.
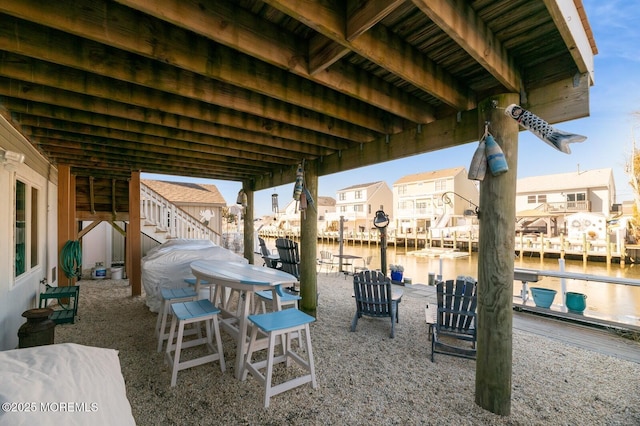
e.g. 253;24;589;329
140;183;222;245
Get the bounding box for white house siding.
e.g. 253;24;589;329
393;167;479;231
1;114;57;350
81;221;113;274
332;182;393;233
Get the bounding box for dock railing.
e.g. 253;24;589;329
514;259;640;313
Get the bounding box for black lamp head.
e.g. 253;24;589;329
373;209;389;229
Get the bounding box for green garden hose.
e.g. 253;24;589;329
60;240;82;281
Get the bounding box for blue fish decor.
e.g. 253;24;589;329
505;104;586;154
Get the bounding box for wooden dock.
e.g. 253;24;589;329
258;229;629;264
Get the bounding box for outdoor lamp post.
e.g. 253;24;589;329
373;207;390;276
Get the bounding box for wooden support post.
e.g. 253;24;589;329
300;160;318;317
243;184;255;264
57;164;73;287
475;93;519;415
128;172;142;296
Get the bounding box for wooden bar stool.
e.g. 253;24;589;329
156;287;198;352
165;299;225;387
242;308;317;407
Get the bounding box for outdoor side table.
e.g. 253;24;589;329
39;285;80;324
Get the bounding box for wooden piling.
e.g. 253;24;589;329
475;93;519;415
300;160;318;317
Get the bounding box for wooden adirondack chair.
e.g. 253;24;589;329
351;270;403;338
258;237;279;269
431;276;478;362
275;238;300;292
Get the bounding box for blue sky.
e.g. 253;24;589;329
144;0;640;218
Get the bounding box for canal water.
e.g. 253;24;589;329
312;241;640;328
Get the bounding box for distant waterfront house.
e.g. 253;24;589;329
515;168;616;236
328;182;392;233
141;180;226;235
393;167;479;233
275;196;336;232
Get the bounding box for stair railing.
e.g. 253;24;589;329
140;183;222;245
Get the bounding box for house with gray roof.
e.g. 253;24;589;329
515;168;616;235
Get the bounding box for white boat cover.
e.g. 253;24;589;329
142;239;246;312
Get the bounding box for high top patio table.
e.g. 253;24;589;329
190;260;299;379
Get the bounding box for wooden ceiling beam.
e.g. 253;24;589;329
310;0;404;76
541;0;595;84
0;4;403;135
263;0;474;110
308;34;350;76
114;0;435;123
24;127;287;170
0;79;350;149
11;106;331;159
36;143;260;180
411;0;521;92
346;0;405;41
0;53;376;143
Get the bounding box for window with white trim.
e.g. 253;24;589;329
14;179;39;278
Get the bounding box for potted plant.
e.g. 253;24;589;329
390;264;404;283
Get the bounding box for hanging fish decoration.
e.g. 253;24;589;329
484;134;508;176
468;139;487;181
292;162;304;201
504;104;587;154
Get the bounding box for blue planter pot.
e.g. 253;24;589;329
530;287;556;309
566;292;587;313
390;271;403;282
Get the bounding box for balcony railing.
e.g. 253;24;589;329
546;201;591;212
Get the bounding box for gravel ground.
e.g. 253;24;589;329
55;274;640;425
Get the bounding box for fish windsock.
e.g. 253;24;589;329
468;139;487;181
505;104;586;154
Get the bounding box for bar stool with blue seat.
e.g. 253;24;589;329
156;287;199;352
184;277;214;300
165;299;226;387
242;308;317;407
186;276;241;313
253;284;301;314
